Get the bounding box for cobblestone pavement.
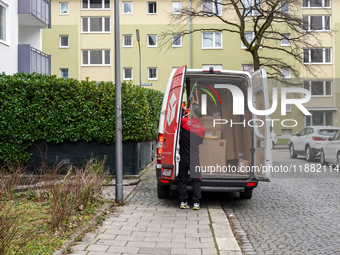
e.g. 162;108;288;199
220;147;340;255
71;162;242;255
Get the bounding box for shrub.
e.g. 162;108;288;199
47;159;108;230
0;73;164;166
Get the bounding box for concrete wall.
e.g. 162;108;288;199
18;27;42;50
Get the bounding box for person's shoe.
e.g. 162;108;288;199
193;202;200;210
180;202;190;209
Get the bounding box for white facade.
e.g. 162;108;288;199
0;0;51;75
0;0;18;75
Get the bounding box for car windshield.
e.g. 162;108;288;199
317;129;338;136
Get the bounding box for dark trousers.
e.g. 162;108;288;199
178;155;201;203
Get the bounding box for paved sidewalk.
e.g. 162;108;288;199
71;162;242;255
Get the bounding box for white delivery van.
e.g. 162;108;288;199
156;65;272;199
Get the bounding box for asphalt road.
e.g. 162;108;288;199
220;145;340;255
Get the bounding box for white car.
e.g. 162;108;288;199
320;130;340;167
289;126;339;162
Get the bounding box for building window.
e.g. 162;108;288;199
306;111;332;126
60;3;69;14
123;2;132;14
242;0;260;16
281;1;289;13
172;1;181;14
123;35;132;47
82;17;110;33
303;16;331;31
0;3;6;42
286;104;292;112
82;50;110;65
147;2;157;14
282;129;292;135
242;64;254;74
202;32;222;49
202;0;222;15
303;80;332;96
59;35;69;48
302;0;331;8
241;32;260;49
82;0;110;9
303;48;331;64
148;35;157;47
281;67;291;78
281;34;290;46
148;67;157;80
60;68;69;78
123;68;133;80
172;34;182;47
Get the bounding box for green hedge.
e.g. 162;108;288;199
0;72;164;165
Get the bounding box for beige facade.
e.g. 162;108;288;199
42;0;340;136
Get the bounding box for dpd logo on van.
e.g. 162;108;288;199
167;93;177;126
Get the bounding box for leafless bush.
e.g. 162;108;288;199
0;191;33;255
0;164;35;200
48;158;108;230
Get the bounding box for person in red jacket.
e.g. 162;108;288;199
178;108;206;210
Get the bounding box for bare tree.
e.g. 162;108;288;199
161;0;331;80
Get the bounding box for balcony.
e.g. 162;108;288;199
18;0;51;28
18;44;51;75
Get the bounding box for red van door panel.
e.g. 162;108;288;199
161;65;186;179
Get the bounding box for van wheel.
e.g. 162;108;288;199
305;146;314;162
320;149;327;166
157;183;169;198
289;144;297;158
240;189;253;199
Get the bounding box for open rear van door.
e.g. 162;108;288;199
250;68;272;181
161;65;186;180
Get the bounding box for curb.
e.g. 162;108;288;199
52;202;114;255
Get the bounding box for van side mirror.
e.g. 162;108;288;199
295;132;300;136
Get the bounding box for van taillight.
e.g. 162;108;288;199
312;136;327;141
157;134;163;164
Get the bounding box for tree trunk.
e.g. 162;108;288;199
251;50;260;71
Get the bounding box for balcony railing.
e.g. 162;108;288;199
18;0;50;27
18;44;51;75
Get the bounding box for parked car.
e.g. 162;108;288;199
289;126;340;162
320;130;340;167
270;126;277;149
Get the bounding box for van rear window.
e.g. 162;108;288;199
317;129;338;136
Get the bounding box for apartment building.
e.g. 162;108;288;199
270;0;340;136
42;0;340;135
0;0;51;75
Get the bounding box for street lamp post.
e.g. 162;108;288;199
114;0;123;204
136;29;141;85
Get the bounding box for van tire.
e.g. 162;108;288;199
240;189;253;199
157;183;169;198
289;144;297;158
